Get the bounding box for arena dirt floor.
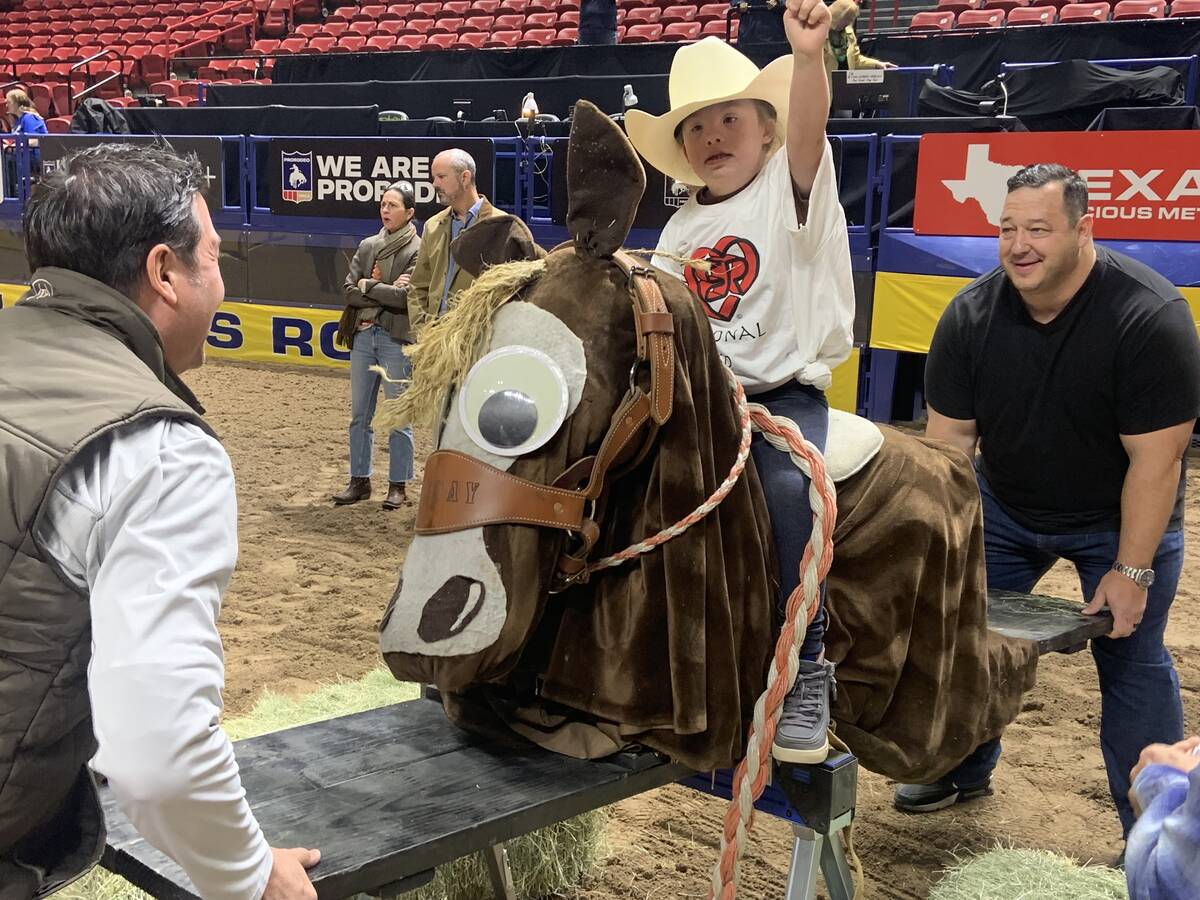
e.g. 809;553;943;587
195;358;1200;900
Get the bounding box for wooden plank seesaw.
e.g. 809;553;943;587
98;591;1111;900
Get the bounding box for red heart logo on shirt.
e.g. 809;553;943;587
683;236;761;323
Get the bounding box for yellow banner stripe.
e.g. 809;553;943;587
871;272;1200;354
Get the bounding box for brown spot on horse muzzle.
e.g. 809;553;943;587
418;575;487;643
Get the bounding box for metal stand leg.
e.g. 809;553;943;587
482;842;517;900
784;825;822;900
819;815;856;900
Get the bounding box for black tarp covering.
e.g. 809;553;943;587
1088;105;1200;129
207;74;670;121
861;19;1200;91
918;61;1181;130
122;105;381;136
273;41;789;84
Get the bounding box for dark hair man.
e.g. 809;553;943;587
897;163;1200;852
0;144;319;899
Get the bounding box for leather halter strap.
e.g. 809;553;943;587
415;251;675;586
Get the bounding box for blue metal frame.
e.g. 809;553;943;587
1000;55;1200;105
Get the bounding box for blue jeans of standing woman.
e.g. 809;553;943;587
947;471;1185;837
349;324;414;484
748;380;830;662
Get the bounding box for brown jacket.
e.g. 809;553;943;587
337;222;421;347
406;197;500;331
0;268;209;898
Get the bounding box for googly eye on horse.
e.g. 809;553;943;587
376;100;1040;783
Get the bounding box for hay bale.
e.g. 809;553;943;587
58;669;606;900
930;847;1127;900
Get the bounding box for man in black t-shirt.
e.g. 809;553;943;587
898;164;1200;844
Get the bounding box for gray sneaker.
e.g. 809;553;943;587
772;659;835;764
893;778;993;813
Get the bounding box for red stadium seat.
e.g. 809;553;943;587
558;8;579;24
294;23;320;36
414;2;441;14
470;0;502;12
278;36;308;52
429;17;464;32
1006;5;1056;21
624;6;662;22
525;11;558;26
323;21;350;35
46;116;71;133
339;34;368;50
909;9;956;27
527;0;557;9
661;4;698;22
261;9;288;35
551;25;577;42
404;17;435;33
696;1;727;19
1058;1;1111;19
957;7;1006;23
383;3;414;16
308;35;336;51
332;5;356;17
1030;0;1076;9
457;30;489;45
397;33;426;48
425;31;458;47
936;0;980;12
700;17;737;36
365;34;397;49
493;13;526;28
166;97;187;106
252;38;281;53
1113;0;1164;15
379;19;407;33
1170;0;1200;14
662;19;702;38
348;20;375;34
983;0;1030;11
442;0;473;12
623;21;662;39
518;26;556;43
150;79;179;96
464;15;495;30
483;28;522;45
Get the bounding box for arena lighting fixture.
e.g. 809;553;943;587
520;91;539;120
623;83;638;109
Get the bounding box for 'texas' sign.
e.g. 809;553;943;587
914;131;1200;241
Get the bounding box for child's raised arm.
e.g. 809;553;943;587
784;0;832;197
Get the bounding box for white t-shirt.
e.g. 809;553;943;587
36;418;274;900
652;142;855;393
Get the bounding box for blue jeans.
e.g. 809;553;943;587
349;324;414;484
947;472;1185;837
749;381;829;661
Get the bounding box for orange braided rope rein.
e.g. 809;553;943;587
708;404;838;900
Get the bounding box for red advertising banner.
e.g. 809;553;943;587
914;131;1200;241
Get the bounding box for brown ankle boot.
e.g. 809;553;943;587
332;477;371;505
382;482;407;510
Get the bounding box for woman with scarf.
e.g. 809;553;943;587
332;180;421;510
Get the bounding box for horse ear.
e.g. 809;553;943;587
450;213;546;278
566;99;646;259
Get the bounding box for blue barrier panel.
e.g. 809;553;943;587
246;135;525;236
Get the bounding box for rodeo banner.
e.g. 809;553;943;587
38;135;227;211
915;131;1200;242
267;138;496;221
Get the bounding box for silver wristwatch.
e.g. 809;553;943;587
1112;561;1155;589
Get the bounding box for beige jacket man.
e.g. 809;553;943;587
406;197;499;330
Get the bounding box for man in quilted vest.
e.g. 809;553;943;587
0;144;317;900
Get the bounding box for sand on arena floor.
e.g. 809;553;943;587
194;359;1199;899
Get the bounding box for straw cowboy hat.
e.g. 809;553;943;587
625;36;793;187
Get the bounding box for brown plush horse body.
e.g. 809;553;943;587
379;101;1038;781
